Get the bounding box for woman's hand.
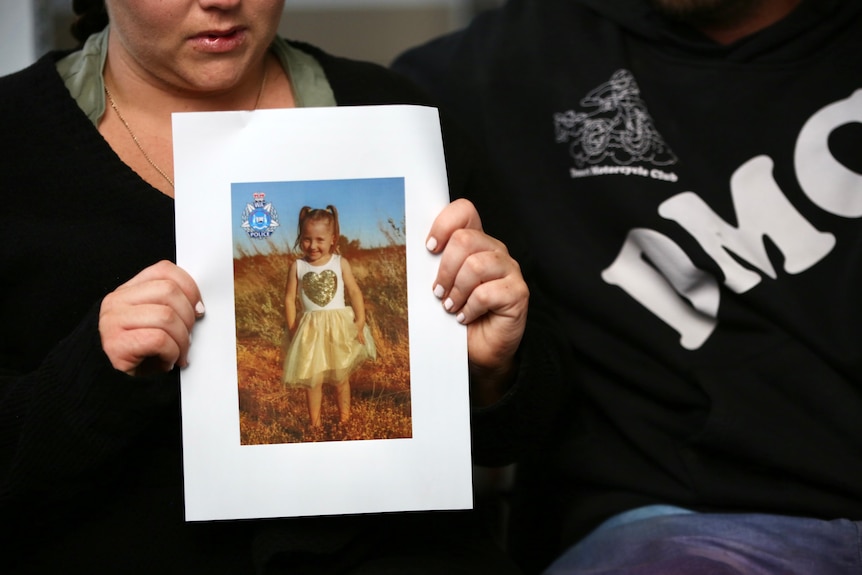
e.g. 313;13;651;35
99;260;205;376
426;199;528;401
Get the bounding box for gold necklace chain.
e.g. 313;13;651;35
104;65;268;190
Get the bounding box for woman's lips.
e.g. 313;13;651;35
189;27;247;53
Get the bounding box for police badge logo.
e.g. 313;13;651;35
241;192;280;239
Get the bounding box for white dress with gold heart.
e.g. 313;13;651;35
282;254;376;388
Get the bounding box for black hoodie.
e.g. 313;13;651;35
394;0;862;569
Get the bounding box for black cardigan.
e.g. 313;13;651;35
0;41;561;573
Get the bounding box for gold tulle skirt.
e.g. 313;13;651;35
282;307;376;388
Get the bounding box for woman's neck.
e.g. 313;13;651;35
103;52;273;117
99;41;294;198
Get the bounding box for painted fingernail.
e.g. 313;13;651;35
195;301;206;316
426;237;438;251
456;312;466;324
444;297;454;311
433;284;445;299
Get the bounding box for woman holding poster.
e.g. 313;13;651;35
0;0;544;573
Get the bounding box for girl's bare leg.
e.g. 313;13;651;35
306;383;323;427
336;378;351;423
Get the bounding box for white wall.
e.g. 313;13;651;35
0;0;500;75
0;1;36;76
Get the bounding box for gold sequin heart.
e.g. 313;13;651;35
302;270;337;307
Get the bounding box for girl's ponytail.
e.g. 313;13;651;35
325;205;341;251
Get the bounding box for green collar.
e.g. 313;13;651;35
56;27;336;126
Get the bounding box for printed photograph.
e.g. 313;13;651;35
231;178;411;444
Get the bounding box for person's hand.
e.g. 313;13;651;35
99;260;204;376
426;199;528;397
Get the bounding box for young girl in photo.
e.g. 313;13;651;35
283;205;376;428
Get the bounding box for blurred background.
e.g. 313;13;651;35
0;0;503;76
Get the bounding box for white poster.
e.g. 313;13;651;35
173;105;472;521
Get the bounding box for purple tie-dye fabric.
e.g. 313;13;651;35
546;506;861;575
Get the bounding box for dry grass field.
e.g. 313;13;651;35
234;237;412;444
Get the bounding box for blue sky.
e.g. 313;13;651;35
231;177;405;257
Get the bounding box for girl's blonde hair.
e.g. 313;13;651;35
294;205;341;255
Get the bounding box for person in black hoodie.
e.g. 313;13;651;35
393;1;862;574
0;0;538;572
